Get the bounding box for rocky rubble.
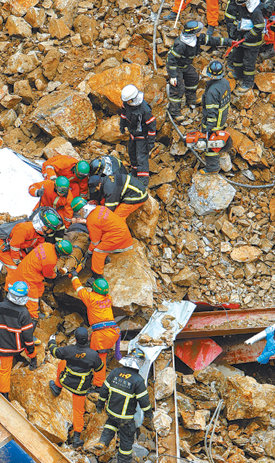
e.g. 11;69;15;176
0;0;274;461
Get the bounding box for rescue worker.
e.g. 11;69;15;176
89;155;127;178
225;0;238;68
5;240;73;340
29;176;74;229
228;0;265;92
48;327;104;448
88;173;148;219
42;155;90;199
69;273;120;391
94;348;153;463
0;281;37;400
164;0;219;36
71;198;133;281
0;209;60;283
166;20;232;120
200;60;231;174
120;85;156;187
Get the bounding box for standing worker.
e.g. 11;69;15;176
89;155;127;178
228;0;265;92
5;240;72;343
0;210;60;283
163;0;219;35
120;85;156;186
166;20;231;121
48;327;104;448
94;348;153;463
29;177;74;229
71;198;133;282
69;273;120;391
42;154;90;199
0;281;37;400
200;60;231;174
88;173;148;219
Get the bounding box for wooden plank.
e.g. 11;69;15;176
0;424;12;449
0;395;72;463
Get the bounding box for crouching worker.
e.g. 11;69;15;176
94;348;153;463
69;272;121;391
0;281;37;400
48;327;104;448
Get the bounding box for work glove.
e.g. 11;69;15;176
36;186;44;197
49;334;56;342
170;77;177;87
69;268;79;278
86;276;95;288
29;357;37;371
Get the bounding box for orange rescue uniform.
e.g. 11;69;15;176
0;222;45;282
206;0;219;27
72;276;120;387
86;206;133;276
5;243;58;319
172;0;192;13
29;179;73;228
42;154;89;199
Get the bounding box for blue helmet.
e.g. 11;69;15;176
207;60;224;79
8;281;29;306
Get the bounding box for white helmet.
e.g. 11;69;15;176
119;348;145;370
121;85;144;106
82;204;96;219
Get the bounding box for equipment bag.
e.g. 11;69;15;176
0;219;26;240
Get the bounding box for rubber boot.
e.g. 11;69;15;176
31;318;41;346
72;431;84;449
200;152;220;174
168;102;184;122
185;92;197;109
49;380;62;397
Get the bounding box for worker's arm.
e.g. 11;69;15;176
144;108;156;147
96;372;113;412
166;42;183;78
9;225;26;264
28;181;45;197
71;275;96;306
120;104;128;134
244;9;265;43
88;225;102;253
48;339;69;359
200;34;232;47
79;178;89;200
202;88;219;132
42;262;57;279
135;377;152;417
59;192;74;229
20;311;36;357
103;180;120;212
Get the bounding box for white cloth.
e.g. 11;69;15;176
246;0;260;13
179;34;197;47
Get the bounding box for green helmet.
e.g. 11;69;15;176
42;211;60;230
92;278;109;295
74;161;90;179
55;176;70;196
55;239;73;256
71;196;87;212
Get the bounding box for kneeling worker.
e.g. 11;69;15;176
48;327;104;448
69;272;120;391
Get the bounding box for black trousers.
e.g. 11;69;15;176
232;46;260;86
99;416;136;463
168;64;199;105
128;138;149;186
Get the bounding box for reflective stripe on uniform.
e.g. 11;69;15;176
105;424;118;432
94;245;133;254
136;389;149;399
119;448;133;455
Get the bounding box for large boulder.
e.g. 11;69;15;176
227;128;263;165
93;115;127;144
5;51;40;74
88;63;144;109
31;90;96;141
10;362;72;443
127;195;160;240
188;173;236;216
54;240;156;314
7;0;39;16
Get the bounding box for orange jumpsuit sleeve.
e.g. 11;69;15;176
86;214;102;252
62;191;74;228
42;159;57;180
9;225;26;264
71;276;97;324
28;180;45;197
40;245;57;279
79;178;88;199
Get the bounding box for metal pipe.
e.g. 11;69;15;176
153;0;165;72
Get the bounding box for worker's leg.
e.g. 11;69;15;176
231;47;244;80
99;417;118;447
135;139;150;186
114;203;146;220
72;394;86;432
168;69;185;117
0;356;13;396
90;328;120;387
183;65;199;106
200;152;220;174
118;420;136;463
172;0;192;13
128;138;137;176
55;360;67;388
206;0;219;27
241;47;259;89
91;250;108;276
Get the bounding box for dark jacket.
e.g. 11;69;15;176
120;101;156;143
202;77;231;132
225;0;239;37
0;298;35;356
166;34;231;78
48;340;104;395
97;174;148;211
94;155;127;177
97;366;152;420
235;3;265;46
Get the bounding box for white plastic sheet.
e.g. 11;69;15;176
0;148;43;216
